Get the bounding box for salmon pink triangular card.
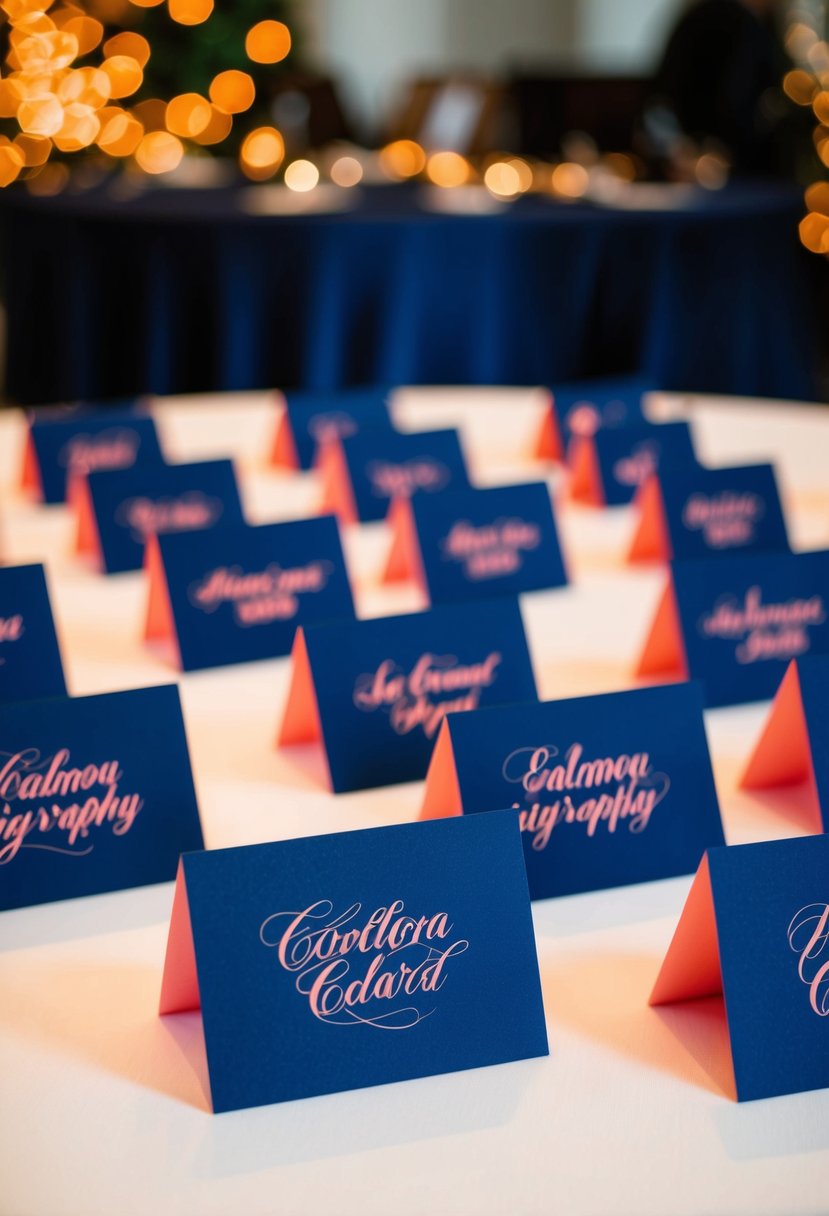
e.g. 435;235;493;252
532;397;563;462
650;835;829;1101
628;463;789;565
277;599;537;793
143;517;354;672
740;655;829;828
636;551;829;707
325;428;470;524
0;563;66;704
420;682;724;901
270;387;392;471
23;406;162;504
383;482;567;606
534;375;652;463
76;458;244;574
569;421;696;508
158;815;549;1113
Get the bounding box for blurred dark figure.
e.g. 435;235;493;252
650;0;785;175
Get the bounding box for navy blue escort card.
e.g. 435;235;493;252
0;564;66;705
636;549;829;708
629;462;789;563
272;387;393;471
740;654;829;830
318;427;470;524
535;375;652;461
73;458;244;574
569;420;696;507
23;406;163;504
420;682;724;901
650;834;829;1101
278;598;538;793
384;482;568;605
145;516;355;671
158;813;549;1113
0;684;204;911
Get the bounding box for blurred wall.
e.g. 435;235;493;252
300;0;687;135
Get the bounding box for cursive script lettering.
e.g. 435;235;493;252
58;428;141;476
502;742;670;849
440;517;541;581
188;561;333;626
260;899;469;1028
699;586;826;664
613;441;659;488
353;651;502;738
307;411;359;444
788;903;829;1016
116;493;223;542
366;459;450;500
682;491;764;548
0;747;143;864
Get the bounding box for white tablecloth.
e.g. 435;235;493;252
1;389;828;1216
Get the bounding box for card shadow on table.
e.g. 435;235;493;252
538;948;736;1102
712;756;822;844
0;958;211;1113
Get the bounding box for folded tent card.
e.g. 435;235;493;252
420;681;724;900
569;419;696;507
317;427;470;524
650;833;829;1102
628;462;789;563
277;598;537;792
533;374;653;462
636;549;829;707
0;563;66;705
70;457;244;574
159;813;549;1113
270;386;393;471
0;684;203;911
740;654;829;829
21;403;161;504
383;482;568;604
144;515;355;671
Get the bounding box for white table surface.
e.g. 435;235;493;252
1;388;828;1216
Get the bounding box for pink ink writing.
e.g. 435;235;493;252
682;491;764;549
116;492;223;542
353;651;502;738
260;899;469;1028
788;903;829;1016
440;517;540;581
699;586;826;664
188;561;332;626
367;459;450;500
502;742;670;849
613;441;659;488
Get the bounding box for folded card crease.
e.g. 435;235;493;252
159;861;202;1016
635;580;688;679
628;475;670;563
568;437;603;506
649;855;722;1005
270;410;300;470
317;440;358;525
740;661;814;790
277;629;325;749
20;433;41;496
420;722;463;819
69;475;102;560
532;401;562;463
383;498;423;586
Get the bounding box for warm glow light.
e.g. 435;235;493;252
0;80;22;119
165;92;211;137
102;54;143;99
283;158;319;192
168;0;214;26
27;160;69;194
805;180;829;215
245;20;291;64
426;150;469;188
58;67;111;108
16;28;78;72
53;101;100;151
604;151;637;181
695;152;728;189
13;131;50;166
126;0;165;7
97;107;143;155
209;69;255;115
379;138;425;179
783;68;817;105
508;157;533;192
17;95;64;138
62;15;104;55
799;210;829;252
134;129;183;174
192;104;232;145
132;97;167;131
0;141;24;186
813;90;829;125
330;154;362;187
240;125;284;179
484;160;521;198
551;161;589;198
103;31;151;68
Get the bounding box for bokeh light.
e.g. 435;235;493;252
103;31;151;68
379;139;426;179
165;92;211;138
330;155;363;187
134;128;183;174
168;0;214;27
240;125;284;180
284;158;319;192
209;69;255;115
245;20;291;65
102;54;143;99
425;150;469;188
484;160;521;198
551;161;589;198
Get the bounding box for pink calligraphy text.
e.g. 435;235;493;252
612;441;660;488
699;586;826;664
259;899;468;1028
502;742;670;849
440;517;541;581
59;427;141;477
353;651;502;738
116;492;223;542
367;459;450;500
682;491;764;549
188;561;333;626
787;903;829;1016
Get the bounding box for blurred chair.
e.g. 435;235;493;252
387;76;506;154
266;72;355;152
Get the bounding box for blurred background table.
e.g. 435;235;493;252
1;181;818;406
1;387;828;1216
